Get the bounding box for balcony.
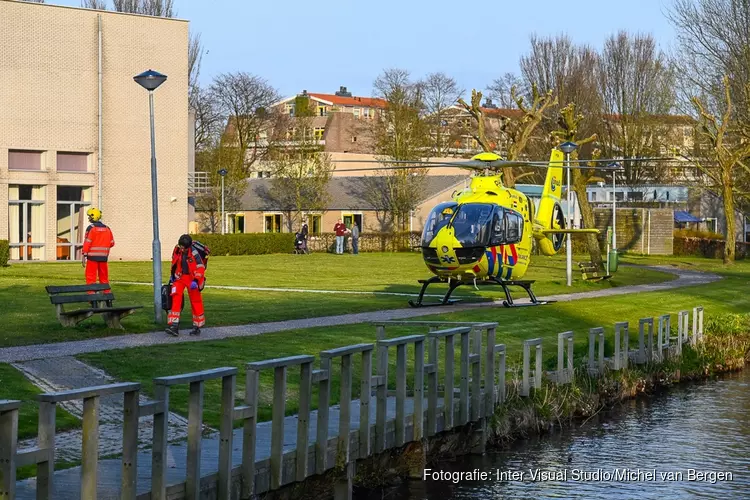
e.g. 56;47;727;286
188;171;210;195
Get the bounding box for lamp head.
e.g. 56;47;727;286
559;141;578;154
134;69;167;91
218;169;228;177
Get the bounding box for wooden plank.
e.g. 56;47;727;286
241;370;259;499
379;334;425;348
459;330;469;425
395;344;407;446
0;404;18;500
444;335;455;430
470;328;481;421
15;447;46;468
359;350;372;458
81;396;99;500
427;337;438;436
38;382;140;403
496;344;506;404
522;341;531;396
320;343;373;359
121;389;139;500
315;358;331;474
218;374;235;500
296;362;312;482
535;344;543;389
154;367;237;387
270;366;287;490
46;284;109;294
247;355;315;371
37;401;56;500
338;354;353;466
413;338;425;441
427;326;472;339
312;369;328;384
49;292;113;305
137;400;163;417
376;344;389;453
484;328;496;417
0;400;21;412
376;324;386;342
186;381;204;500
150;385;170;500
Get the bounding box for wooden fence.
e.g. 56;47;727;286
0;307;704;500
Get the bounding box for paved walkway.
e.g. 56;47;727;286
12;357;192;463
0;265;719;364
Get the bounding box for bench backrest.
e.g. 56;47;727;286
46;284;114;305
578;263;599;272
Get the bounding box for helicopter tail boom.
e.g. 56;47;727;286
532;149;567;255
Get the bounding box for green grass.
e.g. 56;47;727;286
0;364;79;439
77;255;748;430
0;253;672;347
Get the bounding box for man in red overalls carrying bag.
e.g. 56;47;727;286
166;234;207;337
82;207;115;294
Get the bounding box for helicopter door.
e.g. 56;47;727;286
489;207;524;246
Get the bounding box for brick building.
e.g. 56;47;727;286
1;1;189;262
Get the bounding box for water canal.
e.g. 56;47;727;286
357;370;750;499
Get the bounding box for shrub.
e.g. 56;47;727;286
307;232;421;253
0;240;8;267
673;228;723;240
674;236;748;260
189;233;295;255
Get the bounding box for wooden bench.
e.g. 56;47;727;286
46;284;143;329
578;262;612;282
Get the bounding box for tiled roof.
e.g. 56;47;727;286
308;93;387;109
240;175;468;211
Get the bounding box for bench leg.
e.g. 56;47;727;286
57;310;95;327
102;309;138;330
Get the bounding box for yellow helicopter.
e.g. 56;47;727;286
336;147;664;307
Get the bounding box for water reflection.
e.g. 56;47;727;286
357;371;749;499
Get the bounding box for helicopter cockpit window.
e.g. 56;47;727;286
505;211;524;243
452;203;494;247
421;202;458;246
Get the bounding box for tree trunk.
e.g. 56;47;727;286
502;166;516;189
572;169;603;266
722;180;736;264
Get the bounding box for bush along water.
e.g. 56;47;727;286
487;313;750;446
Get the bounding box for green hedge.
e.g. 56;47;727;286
674;236;748;259
307;232;421;253
190;233;295;255
0;240;8;267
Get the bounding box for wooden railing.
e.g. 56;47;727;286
0;306;705;500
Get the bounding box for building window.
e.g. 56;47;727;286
705;218;718;234
627;191;643;201
314;128;325;140
57;152;89;172
364;108;371;118
342;213;363;232
318;105;327;117
56;186;91;261
228;213;245;234
615;192;624;201
8;185;45;260
352;136;357;143
264;214;282;233
353;108;361;118
308;214;322;235
9;150;42;171
590;192;597;202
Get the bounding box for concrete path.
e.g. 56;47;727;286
12;357;192;463
0;265;719;364
13;395;420;499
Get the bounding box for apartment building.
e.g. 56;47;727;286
1;1;189;262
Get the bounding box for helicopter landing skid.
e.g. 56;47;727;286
408;276;549;308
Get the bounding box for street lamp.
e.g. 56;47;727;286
607;162;621;274
559;141;578;287
134;69;167;323
218;168;228;234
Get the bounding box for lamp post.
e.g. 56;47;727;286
218;168;228;234
607;162;620;274
559;141;578;287
134;69;167;323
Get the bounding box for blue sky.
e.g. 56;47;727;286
48;0;677;99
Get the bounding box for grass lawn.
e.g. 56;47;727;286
0;364;79;439
78;255;748;430
0;253;672;347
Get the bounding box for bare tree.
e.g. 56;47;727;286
188;30;205;110
364;69;431;231
111;0;174;15
598;31;677;189
267;113;334;232
192;86;222;152
691;77;750;263
209;72;280;170
421;72;464;156
667;0;750;121
81;0;107;8
488;72;528;109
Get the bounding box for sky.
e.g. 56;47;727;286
47;0;678;99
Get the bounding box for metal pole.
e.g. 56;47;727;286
566;152;572;287
149;91;163;323
612;171;617;250
221;176;225;234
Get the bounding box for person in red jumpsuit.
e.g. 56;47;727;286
166;234;206;337
82;207;115;294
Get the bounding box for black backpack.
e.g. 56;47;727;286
192;240;210;268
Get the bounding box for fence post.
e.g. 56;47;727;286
338;354;353;466
638;318;653;364
413;338;425;441
614;322;629;370
316;358;331;473
470;327;482;422
692;306;704;345
271;366;287;490
427;332;438;436
81;395;100;500
121;389;139;500
359;349;372;457
0;401;20;500
444;334;455;429
296;362;312;482
151;384;170;500
241;369;259;499
395;344;407;446
37;400;57;500
495;345;506;405
484;327;496;416
218;374;236;500
375;343;389;453
459;330;470;425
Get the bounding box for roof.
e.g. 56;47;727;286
674;210;703;223
309;93;387;109
239;175;468;211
